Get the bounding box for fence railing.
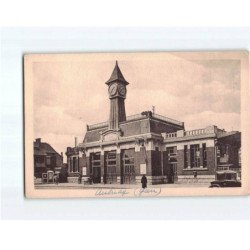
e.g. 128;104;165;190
184;129;206;136
163;132;177;139
163;126;217;140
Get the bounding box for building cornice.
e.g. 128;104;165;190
163;133;216;143
79;132;163;149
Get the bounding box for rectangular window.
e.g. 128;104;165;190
36;156;44;164
46;156;51;165
82;167;87;176
73;157;78;172
69;156;79;173
190;144;200;168
166;146;177;163
166;147;176;154
93;153;101;161
106;151;116;166
93;161;101;166
202;143;207;168
184;145;188;168
70;157;73;172
107;151;116;160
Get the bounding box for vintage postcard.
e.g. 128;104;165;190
24;51;250;198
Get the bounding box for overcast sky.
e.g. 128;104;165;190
33;53;241;161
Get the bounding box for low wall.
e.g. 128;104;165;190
177;175;215;184
136;176;167;185
67;177;79;183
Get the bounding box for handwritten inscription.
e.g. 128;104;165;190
95;188;161;198
134;188;161;197
95;188;129;197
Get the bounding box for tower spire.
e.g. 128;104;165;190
106;61;128;130
105;61;129;86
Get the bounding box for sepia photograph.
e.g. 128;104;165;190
24;51;249;198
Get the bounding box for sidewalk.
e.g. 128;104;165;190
35;182;209;189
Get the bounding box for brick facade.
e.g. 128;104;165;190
66;133;241;186
65;62;241;185
176;146;216;176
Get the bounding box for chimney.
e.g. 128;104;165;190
75;137;78;147
152;106;155;114
61;152;63;161
35;138;41;146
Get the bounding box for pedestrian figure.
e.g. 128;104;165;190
78;173;82;184
141;174;147;189
55;174;59;185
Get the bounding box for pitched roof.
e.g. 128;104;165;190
41;142;58;154
83;114;183;144
105;61;129;85
217;131;240;138
34;140;60;156
34;148;47;156
217;131;241;147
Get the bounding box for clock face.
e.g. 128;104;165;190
109;84;117;96
118;84;126;96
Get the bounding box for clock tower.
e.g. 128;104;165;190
105;61;129;130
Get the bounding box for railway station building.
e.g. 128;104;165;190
66;62;241;185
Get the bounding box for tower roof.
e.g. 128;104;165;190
105;61;129;85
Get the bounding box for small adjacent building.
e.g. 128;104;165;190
66;62;241;185
216;132;241;179
34;138;63;178
161;127;241;183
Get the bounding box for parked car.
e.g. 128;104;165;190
210;170;241;187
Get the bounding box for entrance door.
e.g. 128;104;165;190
105;151;117;184
106;166;117;184
124;165;135;184
169;163;178;183
122;149;136;184
92;167;101;183
173;163;178;182
90;152;101;183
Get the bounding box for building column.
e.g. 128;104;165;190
67;156;70;173
162;150;168;176
116;153;121;184
199;143;203;168
187;144;191;169
86;156;91;177
77;156;80;172
100;150;105;183
160;148;164;176
116;147;121;184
